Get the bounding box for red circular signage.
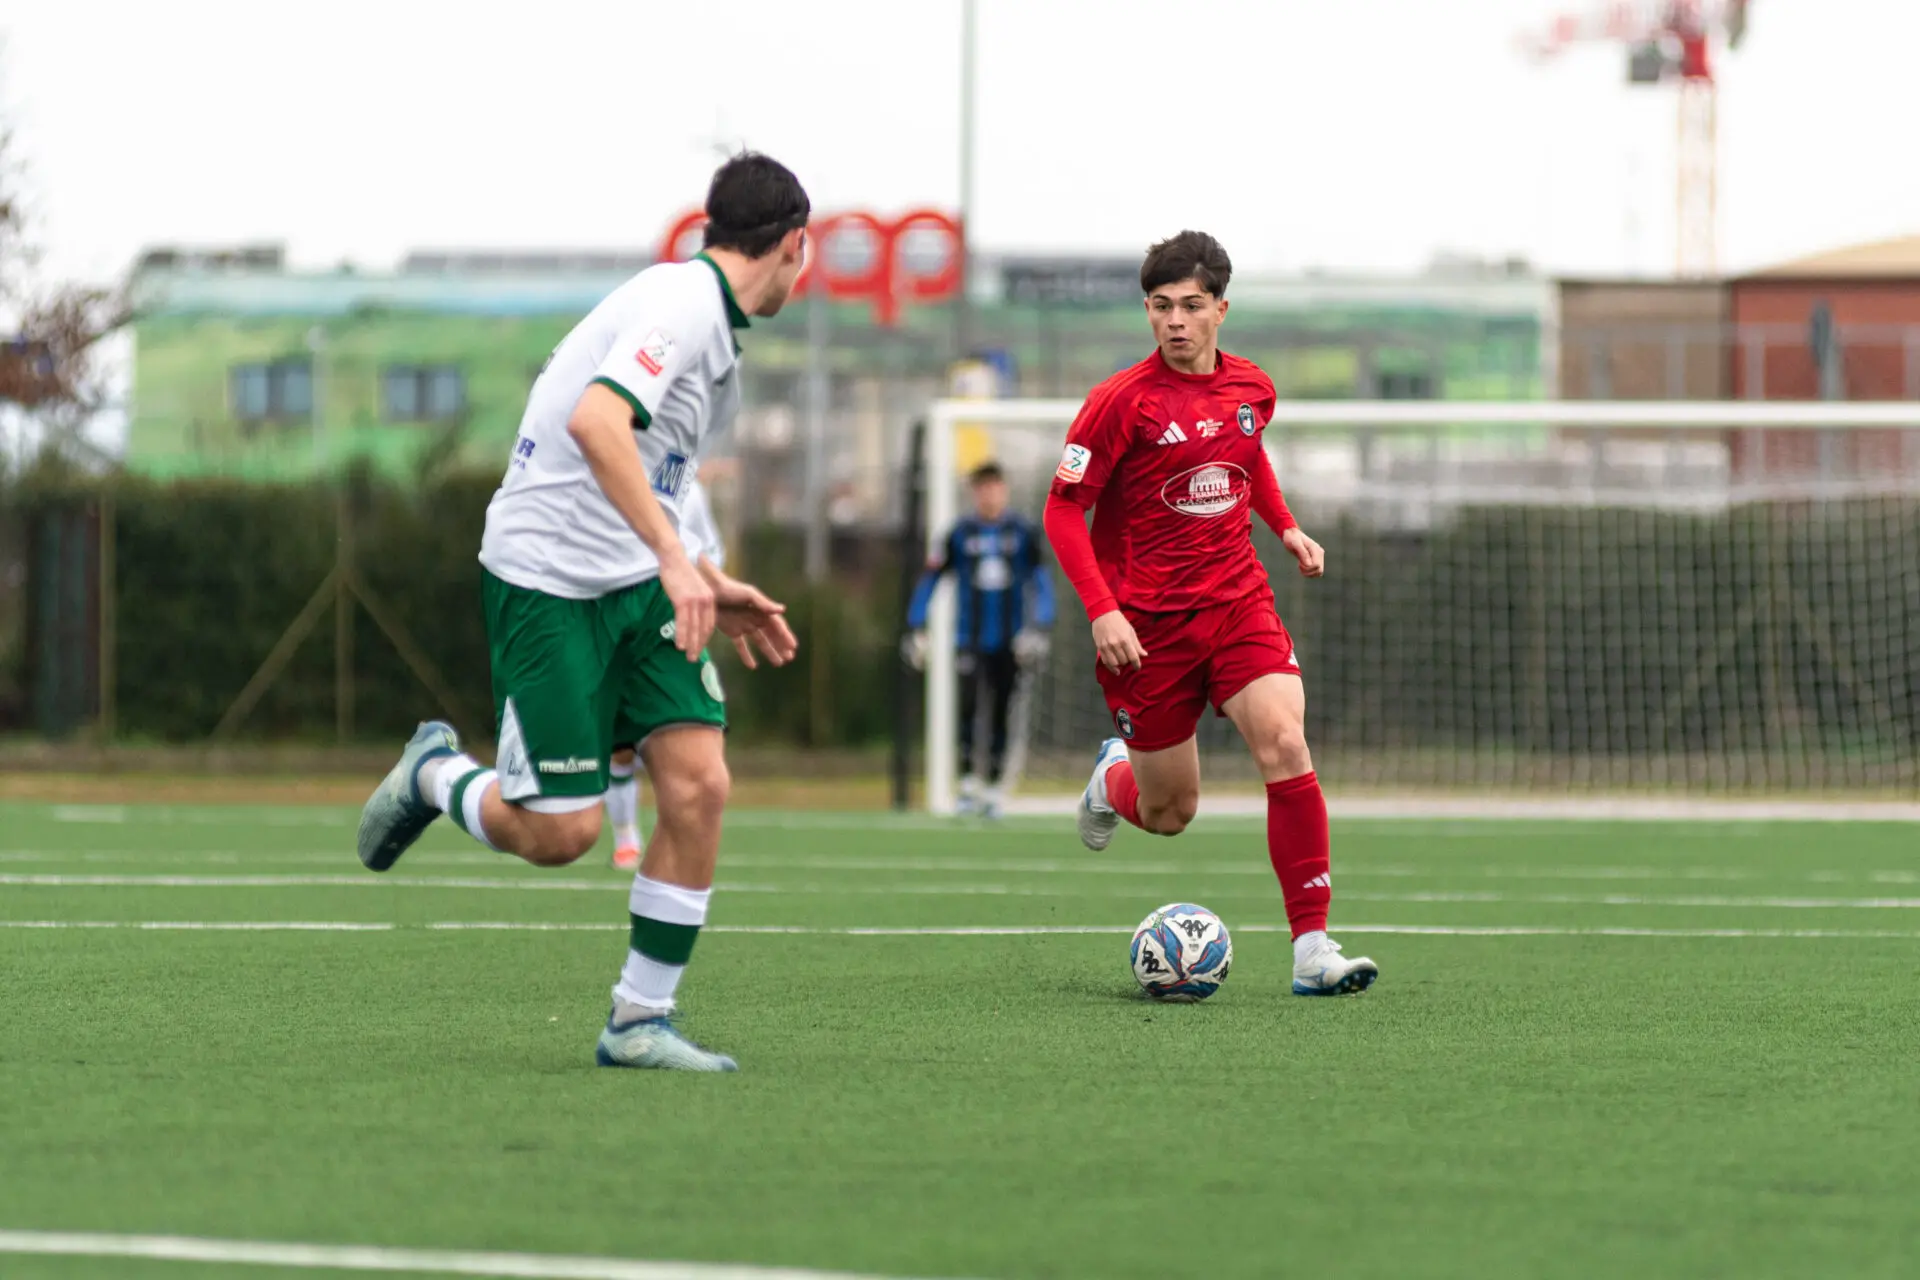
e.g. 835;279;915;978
658;208;963;326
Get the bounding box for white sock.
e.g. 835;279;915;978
1293;930;1329;964
605;775;639;834
614;952;684;1018
446;767;499;852
612;875;713;1017
428;752;481;813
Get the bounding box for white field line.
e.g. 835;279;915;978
0;921;396;931
0;1229;902;1279
39;801;1920;829
1001;795;1920;822
12;872;1920;911
48;806;356;827
4;920;1920;941
7;848;1915;886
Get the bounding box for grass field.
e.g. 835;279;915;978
4;800;1920;1279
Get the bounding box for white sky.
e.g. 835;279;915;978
3;0;1915;285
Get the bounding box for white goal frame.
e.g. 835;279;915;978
920;397;1920;815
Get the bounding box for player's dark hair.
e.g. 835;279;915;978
968;462;1006;485
1140;230;1232;298
703;151;812;259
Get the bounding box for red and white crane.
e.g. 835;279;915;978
1521;0;1752;278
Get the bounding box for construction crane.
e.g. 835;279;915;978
1521;0;1752;278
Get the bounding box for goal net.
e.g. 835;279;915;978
919;398;1920;814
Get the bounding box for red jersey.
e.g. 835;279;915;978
1047;349;1292;616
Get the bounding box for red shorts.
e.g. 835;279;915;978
1094;595;1301;752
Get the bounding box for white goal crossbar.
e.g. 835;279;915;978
921;398;1920;815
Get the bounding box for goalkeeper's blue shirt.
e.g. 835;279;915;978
907;514;1057;654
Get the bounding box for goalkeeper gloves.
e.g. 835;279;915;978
901;630;929;671
1012;629;1052;666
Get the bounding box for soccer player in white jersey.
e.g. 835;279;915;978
356;153;808;1072
607;474;729;870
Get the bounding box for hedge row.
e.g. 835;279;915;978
10;461;1920;789
8;464;906;747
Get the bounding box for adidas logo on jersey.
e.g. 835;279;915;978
1156;422;1188;446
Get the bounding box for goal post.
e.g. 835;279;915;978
920;397;1920;814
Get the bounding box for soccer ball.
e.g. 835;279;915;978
1129;903;1232;1001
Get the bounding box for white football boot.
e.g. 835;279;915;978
595;1004;738;1072
1291;931;1380;996
957;774;983;816
1076;737;1129;851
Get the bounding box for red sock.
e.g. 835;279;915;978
1106;760;1145;830
1267;772;1330;938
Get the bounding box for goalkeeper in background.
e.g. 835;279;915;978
905;461;1057;818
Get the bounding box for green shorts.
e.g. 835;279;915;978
482;569;726;803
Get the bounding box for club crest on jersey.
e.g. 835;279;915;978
635;329;674;377
1161;462;1248;518
1237;403;1256;435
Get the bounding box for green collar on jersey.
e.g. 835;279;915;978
694;252;752;332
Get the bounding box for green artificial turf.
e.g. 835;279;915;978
3;803;1919;1279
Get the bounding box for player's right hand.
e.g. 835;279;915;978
1090;610;1146;673
658;553;716;661
901;630;929;672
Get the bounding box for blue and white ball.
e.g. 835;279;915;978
1129;903;1232;1001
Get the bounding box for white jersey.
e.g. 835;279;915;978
479;255;749;599
680;478;725;570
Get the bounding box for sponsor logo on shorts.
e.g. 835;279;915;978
635;329;674;377
537;757;598;775
1237;403;1257;435
1160;462;1247;518
510;437;536;469
701;658;725;703
1055;444;1092;484
651;451;690;500
1115;708;1135;740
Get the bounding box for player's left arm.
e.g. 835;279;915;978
579;283;718;656
1249;391;1323;579
700;556;798;669
679;479;795;668
568;384;715;654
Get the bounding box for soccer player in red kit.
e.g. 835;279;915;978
1043;230;1378;997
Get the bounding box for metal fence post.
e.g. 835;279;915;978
335;478;354;744
98;489;115;741
891;418;928;811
